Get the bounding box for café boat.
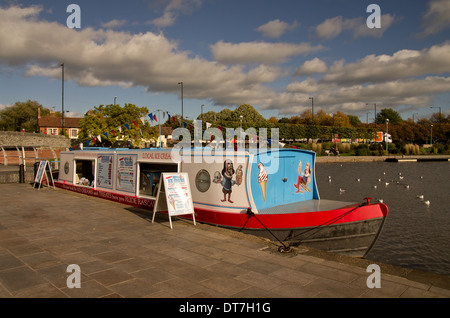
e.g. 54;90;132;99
56;147;388;257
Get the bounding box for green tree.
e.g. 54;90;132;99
233;104;267;124
376;108;402;124
0;100;50;132
78;103;158;147
348;115;361;126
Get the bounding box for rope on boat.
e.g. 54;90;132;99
239;208;292;253
285;203;364;245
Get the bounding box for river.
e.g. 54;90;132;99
315;161;450;276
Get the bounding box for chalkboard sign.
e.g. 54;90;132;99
152;172;196;229
33;160;55;190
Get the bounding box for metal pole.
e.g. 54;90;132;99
158;110;162;148
61;63;65;136
178;82;184;120
309;97;314;124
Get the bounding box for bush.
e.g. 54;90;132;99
355;144;371;156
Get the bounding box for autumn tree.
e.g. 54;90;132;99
0;100;50;132
78;103;158;147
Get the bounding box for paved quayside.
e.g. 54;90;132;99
0;183;448;298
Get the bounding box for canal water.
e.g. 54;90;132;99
315;161;450;276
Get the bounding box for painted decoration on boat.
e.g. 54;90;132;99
213;159;242;203
294;160;312;193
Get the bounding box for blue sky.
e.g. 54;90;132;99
0;0;449;123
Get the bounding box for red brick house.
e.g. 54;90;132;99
37;108;82;139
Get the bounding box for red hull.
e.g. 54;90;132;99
55;182;388;257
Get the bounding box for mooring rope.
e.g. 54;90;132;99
239;208;291;252
285;203;363;244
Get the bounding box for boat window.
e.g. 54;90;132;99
139;163;178;197
75;159;95;187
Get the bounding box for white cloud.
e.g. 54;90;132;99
315;16;343;40
210;41;325;65
0;5;448;119
315;14;395;40
255;19;298;38
419;0;450;37
149;0;203;27
101;19;127;29
322;43;450;84
293;58;328;76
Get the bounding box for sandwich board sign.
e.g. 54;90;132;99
33;160;55;190
152;172;196;229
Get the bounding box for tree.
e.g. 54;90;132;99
233;104;266;124
376;108;402;124
0;100;49;132
348;115;361;126
333;111;351;127
78;103;158;147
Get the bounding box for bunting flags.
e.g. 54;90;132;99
82;109;269;149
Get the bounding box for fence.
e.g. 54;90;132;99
0;146;66;171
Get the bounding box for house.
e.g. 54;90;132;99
37;108;82;139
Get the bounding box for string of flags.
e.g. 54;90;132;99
84;110;271;147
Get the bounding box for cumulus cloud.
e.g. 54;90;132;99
0;5;448;118
149;0;203;27
419;0;450;37
101;19;127;29
314;14;395;40
210;41;325;65
0;5;279;108
322;43;450;84
255;19;298;38
293;57;328;76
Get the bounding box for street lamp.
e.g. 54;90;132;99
61;63;65;136
386;119;389;153
309;97;314;124
178;82;184;120
366;111;371;124
430;124;433;145
114;96;117;105
201;104;205;130
430;106;442;123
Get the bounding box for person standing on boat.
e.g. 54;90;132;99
221;159;235;203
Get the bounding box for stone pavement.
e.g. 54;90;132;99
0;183;449;299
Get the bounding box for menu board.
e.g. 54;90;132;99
117;154;137;193
96;154;113;189
152;172;196;229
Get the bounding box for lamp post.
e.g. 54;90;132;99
386;119;389;153
61;63;65;136
114;96;117;105
366;111;371;124
309;97;314;124
430;106;441;123
178;82;184;120
430;124;433;145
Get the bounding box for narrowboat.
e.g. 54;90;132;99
56;147;388;257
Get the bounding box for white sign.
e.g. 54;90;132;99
152;172;196;229
33;160;55;189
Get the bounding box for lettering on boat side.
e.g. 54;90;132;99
66;264;81;288
366;264;381;288
66;4;81;29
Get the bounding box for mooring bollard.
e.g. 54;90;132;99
19;164;25;183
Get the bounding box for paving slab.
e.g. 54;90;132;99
0;183;448;301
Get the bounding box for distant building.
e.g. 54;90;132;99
37;108;82;139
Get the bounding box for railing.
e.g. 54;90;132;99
0;146;65;171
